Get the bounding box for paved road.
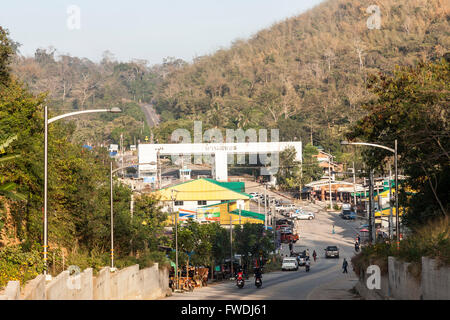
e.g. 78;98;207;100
141;103;160;128
165;202;362;300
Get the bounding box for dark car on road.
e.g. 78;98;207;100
340;210;357;220
276;219;293;227
324;246;339;258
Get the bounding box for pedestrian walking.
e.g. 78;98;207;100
357;234;360;243
342;258;348;273
289;241;293;252
312;250;317;262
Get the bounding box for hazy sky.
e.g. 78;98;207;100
0;0;323;64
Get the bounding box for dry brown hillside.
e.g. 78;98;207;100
153;0;449;150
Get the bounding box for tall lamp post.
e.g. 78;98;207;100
109;162;156;270
341;140;399;246
170;189;179;289
44;106;121;277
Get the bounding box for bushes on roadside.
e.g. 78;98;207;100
351;216;450;277
0;243;44;289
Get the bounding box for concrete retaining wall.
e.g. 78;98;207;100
355;256;449;300
22;275;46;300
93;267;111;300
421;257;450;300
388;257;421;300
3;264;169;300
354;271;389;300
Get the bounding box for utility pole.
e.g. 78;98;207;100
264;185;268;229
271;202;276;250
352;161;357;206
389;164;393;240
181;155;184;182
157;150;161;189
257;191;260;214
230;215;233;279
368;170;374;244
328;156;333;209
171;189;178;289
239;206;242;226
120;133;124;177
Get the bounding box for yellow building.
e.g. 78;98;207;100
155;178;264;225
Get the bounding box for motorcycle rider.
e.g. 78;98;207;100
254;267;263;287
236;267;245;287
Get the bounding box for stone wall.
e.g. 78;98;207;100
1;264;169;300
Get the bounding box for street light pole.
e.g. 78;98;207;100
43;107;121;277
341;140;400;245
394;139;399;247
110;162;114;269
43;106;48;275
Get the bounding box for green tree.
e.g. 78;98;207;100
233;223;274;271
347;57;450;229
301;143;323;186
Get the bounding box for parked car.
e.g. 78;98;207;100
324;246;339;258
276;203;296;212
293;211;315;220
281;257;299;271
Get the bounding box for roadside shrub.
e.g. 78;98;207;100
351;216;450;277
0;243;44;289
66;249;109;274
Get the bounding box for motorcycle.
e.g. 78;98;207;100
255;276;262;288
236;272;245;289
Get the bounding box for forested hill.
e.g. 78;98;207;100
11;50;171;147
153;0;449;150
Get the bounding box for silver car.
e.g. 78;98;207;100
281;257;299;271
